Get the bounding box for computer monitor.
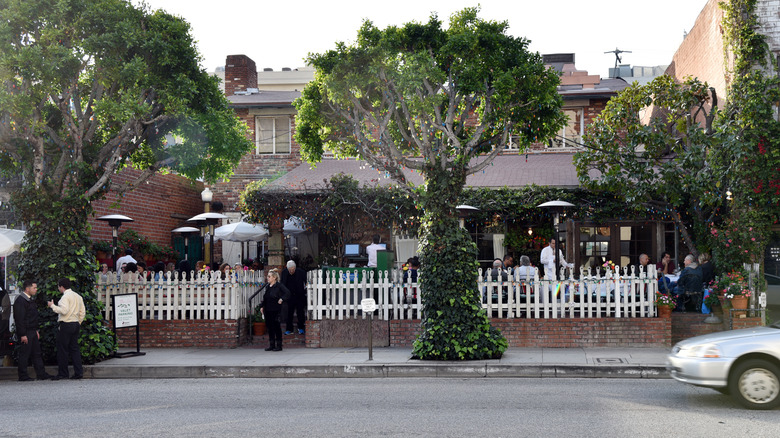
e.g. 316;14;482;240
376;243;387;250
344;244;361;256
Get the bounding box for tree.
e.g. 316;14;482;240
0;0;252;362
293;8;564;360
573;75;721;258
575;0;780;270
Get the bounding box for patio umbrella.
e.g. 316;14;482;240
283;216;306;236
213;221;268;242
0;228;24;257
0;228;25;291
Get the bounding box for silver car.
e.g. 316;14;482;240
667;322;780;410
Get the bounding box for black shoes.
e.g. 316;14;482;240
70;375;83;380
36;374;54;381
265;346;275;351
18;377;34;382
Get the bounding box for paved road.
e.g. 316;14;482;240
1;378;775;437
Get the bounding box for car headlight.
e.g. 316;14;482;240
677;343;722;358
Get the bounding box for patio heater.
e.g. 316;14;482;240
97;214;134;269
537;200;575;280
172;226;199;261
455;204;479;229
188;212;228;268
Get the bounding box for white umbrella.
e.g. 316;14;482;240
0;229;25;257
283;216;306;236
214;221;268;242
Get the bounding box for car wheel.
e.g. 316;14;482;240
728;359;780;410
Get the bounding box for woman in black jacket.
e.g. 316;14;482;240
260;269;290;351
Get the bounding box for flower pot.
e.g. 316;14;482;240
252;322;266;336
657;306;672;318
730;296;748;318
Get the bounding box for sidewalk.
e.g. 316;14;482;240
1;346;671;380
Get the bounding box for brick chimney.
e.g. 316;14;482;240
224;55;257;96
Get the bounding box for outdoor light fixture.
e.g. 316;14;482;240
188;212;228;267
172;226;200;261
201;187;213;203
97;214;134;268
455;204;479;229
528;227;533;236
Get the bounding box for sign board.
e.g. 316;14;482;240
112;293;139;329
361;298;376;312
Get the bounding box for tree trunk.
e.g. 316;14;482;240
412;165;507;360
12;188;117;363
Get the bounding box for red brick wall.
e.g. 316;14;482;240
311;318;671;348
112;319;244;348
89;168;205;249
665;0;728;101
224;55;258;96
731;316;764;330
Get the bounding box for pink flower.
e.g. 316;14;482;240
728;239;732;243
749;227;753;231
751;237;756;241
726;244;730;247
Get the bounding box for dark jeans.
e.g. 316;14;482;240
56;321;83;378
18;332;46;379
286;295;307;332
265;310;282;346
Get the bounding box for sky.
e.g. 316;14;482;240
135;0;708;78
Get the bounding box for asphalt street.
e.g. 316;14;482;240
1;378;776;437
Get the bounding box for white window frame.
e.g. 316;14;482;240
255;116;291;154
549;108;584;149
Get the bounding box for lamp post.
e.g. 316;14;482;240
97;214;134;269
537;200;575;280
188;212;228;268
172;227;199;261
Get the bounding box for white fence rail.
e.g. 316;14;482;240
95;271;265;321
95;267;660;322
307;266;660;320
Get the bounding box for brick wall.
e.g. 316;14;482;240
666;0;728;99
111;319;245;348
225;55;258;96
310;318;672;348
90;168;205;248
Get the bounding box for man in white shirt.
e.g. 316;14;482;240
366;234;382;268
47;278;86;380
539;238;572;280
115;248;137;271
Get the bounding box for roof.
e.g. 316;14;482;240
263;153;594;192
227;90;300;108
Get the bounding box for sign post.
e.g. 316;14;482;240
111;293;145;358
361;298;376;361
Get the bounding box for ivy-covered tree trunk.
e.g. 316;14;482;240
12;189;116;364
412;165;507;360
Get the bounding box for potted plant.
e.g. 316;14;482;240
655;291;676;318
711;269;752;316
251;305;266;336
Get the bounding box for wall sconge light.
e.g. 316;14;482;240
726;190;733;201
527;227;533;236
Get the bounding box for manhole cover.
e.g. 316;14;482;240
595;358;626;364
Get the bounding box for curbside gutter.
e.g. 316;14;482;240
1;364;671;380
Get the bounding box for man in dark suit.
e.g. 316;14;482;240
282;260;307;335
14;280;53;381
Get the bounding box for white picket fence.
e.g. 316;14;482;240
95;270;265;321
94;266;661;322
306;266;660;320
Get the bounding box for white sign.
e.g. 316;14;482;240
759;292;767;307
361;298;376;312
112;293;139;328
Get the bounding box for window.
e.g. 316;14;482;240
549;108;583;149
579;226;610;270
255;116;290;154
619;225;653;267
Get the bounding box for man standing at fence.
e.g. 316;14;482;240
14;280;53;381
283;260;307;335
47;278;86;380
540;238;572;280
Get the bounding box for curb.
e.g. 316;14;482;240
1;364;671;380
